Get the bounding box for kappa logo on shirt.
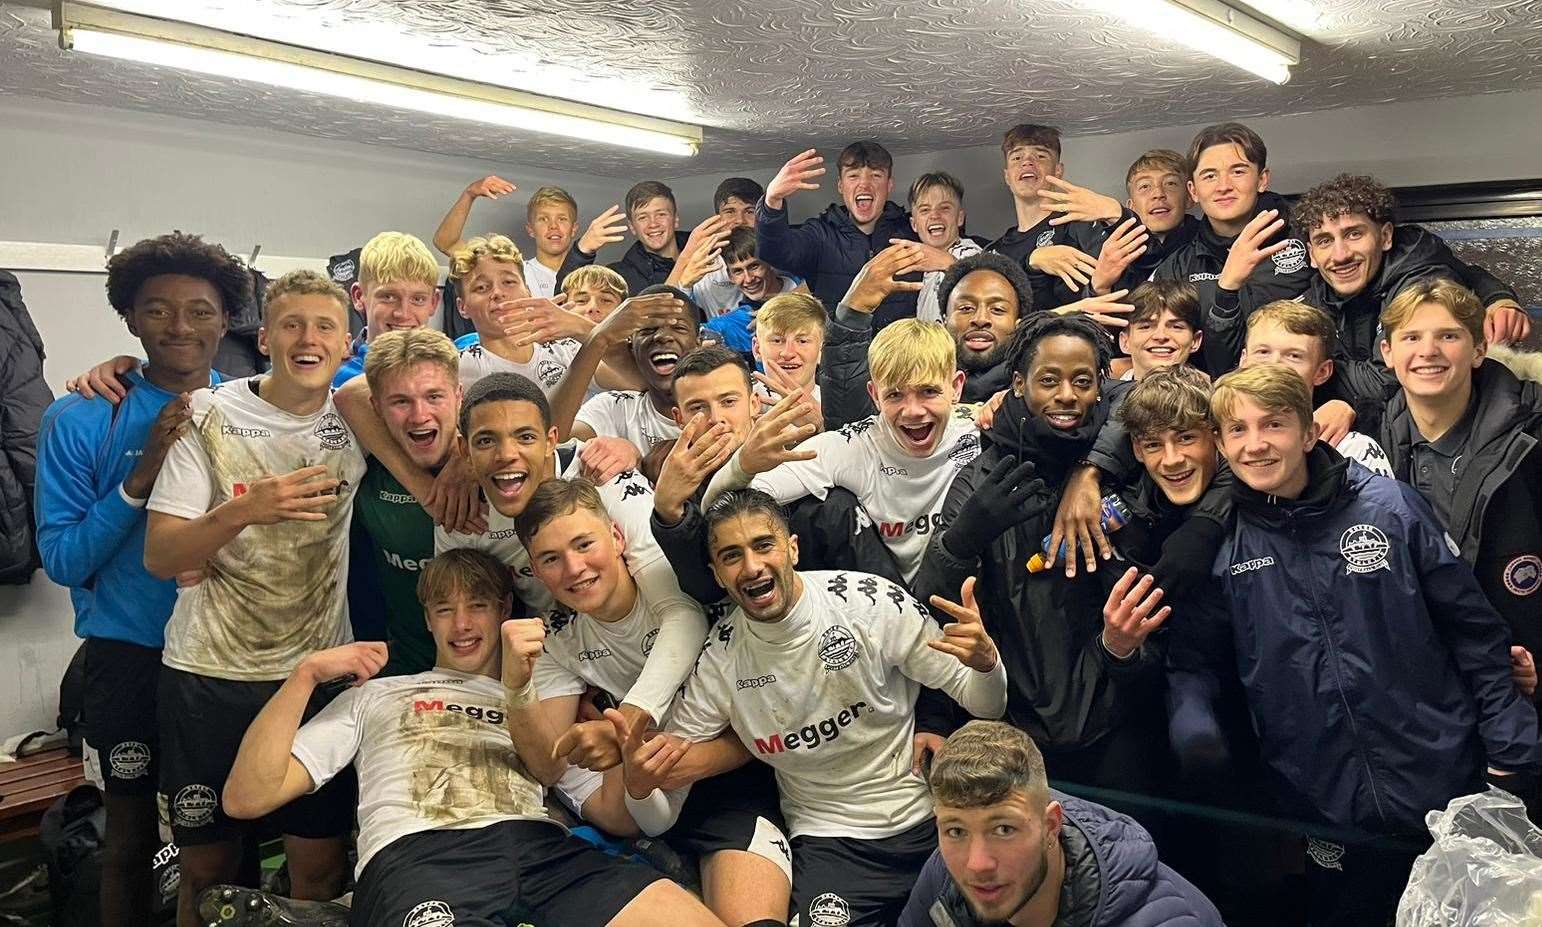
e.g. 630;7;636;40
220;423;272;439
1188;273;1221;282
314;412;351;450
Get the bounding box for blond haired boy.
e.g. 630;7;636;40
333;231;442;387
561;264;628;324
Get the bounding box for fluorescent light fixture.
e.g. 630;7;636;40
54;1;702;156
1081;0;1302;84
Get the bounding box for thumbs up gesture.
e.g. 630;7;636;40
927;577;999;673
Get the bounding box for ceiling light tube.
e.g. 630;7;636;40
55;1;702;156
1081;0;1301;84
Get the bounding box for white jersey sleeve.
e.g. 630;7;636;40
666;621;736;743
290;685;369;791
574;391;628;439
878;579;1008;719
1337;431;1394;478
146;395;217;520
531;616;589;702
746;428;862;506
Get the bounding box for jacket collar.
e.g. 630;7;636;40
1232;442;1352;526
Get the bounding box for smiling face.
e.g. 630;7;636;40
460;399;558;518
1380;300;1485;403
753;325;822;391
526;203;577;260
1217;395;1316;499
425;586;510;676
527;507;632;619
911;185;965;248
838;164;893;228
1132;426;1218;507
727;254;776;302
126;274;228;381
1242;320;1332;388
355;278;439;342
260;292;351;390
1308;212;1393;298
374;360;461;471
672;363;756;444
566;283;623;324
708;512;802;623
629;196;678;254
1127;168;1191;234
630;306;699;398
717;195;758;231
947;270;1020;373
1120;309;1201;380
1017;334;1099;432
457;256;529;336
1003;144;1063;202
868;373;966;458
1189;143;1268;230
937;793;1062;925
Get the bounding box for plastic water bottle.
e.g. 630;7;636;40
1026;494;1130;573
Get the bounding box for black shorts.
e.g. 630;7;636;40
669;761;792;880
81;637;162;797
157;666;356;846
352;819;664;927
790;817;937;927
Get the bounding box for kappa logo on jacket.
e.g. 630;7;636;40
1230;556;1276;575
1339;524;1391;574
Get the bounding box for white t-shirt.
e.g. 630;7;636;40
535;590;677;707
710;408;981;581
663;571;1006;839
434;449;704;721
574;390;681;453
691;261;742;319
148;377;367;681
524;257;558;300
1336;430;1394;477
916;238;985;324
458;338;583;398
291;669;555;876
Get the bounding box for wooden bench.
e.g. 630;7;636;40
0;747;87;841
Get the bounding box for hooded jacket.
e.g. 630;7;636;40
756;198;918;329
1153;191;1314;372
1381;360;1542;686
1308;224;1519;435
899;793;1224;927
912;384;1160;755
0;272;51;583
1177;444;1540;834
555;231;688;298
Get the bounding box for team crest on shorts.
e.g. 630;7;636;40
1504;555;1542;596
1035;229;1055;249
1339;524;1390;574
1271;239;1308;275
818;625;859;672
172;784;217;828
110;741;151;779
404;900;456;927
314;412;351;450
1305;837;1345;871
809;892;852;926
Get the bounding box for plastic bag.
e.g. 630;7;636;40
1398;788;1542;925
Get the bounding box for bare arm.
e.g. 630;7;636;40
433;176;516;257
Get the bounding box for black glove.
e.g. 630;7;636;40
1150;514;1226;600
942;456;1050;562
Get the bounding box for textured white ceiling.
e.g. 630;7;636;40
2;0;1541;178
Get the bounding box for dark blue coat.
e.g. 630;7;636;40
1173;445;1540;834
898;793;1222;926
755;197;917;328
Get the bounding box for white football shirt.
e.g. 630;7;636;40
574;390;681;453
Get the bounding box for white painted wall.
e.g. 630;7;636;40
664;87;1542;241
0;94;637;738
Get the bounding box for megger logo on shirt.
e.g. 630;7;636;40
752;701;870;755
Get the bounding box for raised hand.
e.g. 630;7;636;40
300;641;389;688
499;618;547;691
578;205;629;255
1047;465;1108;577
927;577;1000;673
765;149;825;209
1051;289;1136;329
1217;209;1290;291
606;707;690;800
232;465;341;526
974;389;1008;432
1091;218;1149;295
466;175;516;200
669;217;731;289
754;366;822;433
579;436;642;485
739;388;818;476
1313;399;1355;447
1486;300;1532;346
552;719;622;772
1039;176;1123;226
842;243;926;313
123;392;193;499
496;296;595;347
889;239;956;273
911;732;945;778
1029;244;1098;291
943;455;1050;561
655;413;736;523
592;290;691;351
1101;568;1170;658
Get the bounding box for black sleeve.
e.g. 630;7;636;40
650;499;726;607
553;245;597;292
818;304;878;429
1456;257;1521;308
911;457;985;609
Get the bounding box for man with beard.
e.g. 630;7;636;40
912;315;1165;792
1154;122;1315;372
616;489;1008;927
899;721;1221;927
756;141;922;329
